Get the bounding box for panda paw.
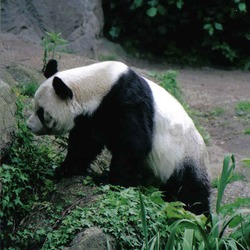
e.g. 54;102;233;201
53;161;89;181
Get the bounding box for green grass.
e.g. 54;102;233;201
17;81;39;97
235;101;250;116
242;158;250;169
210;107;225;116
150;70;183;103
98;54;118;61
244;128;250;134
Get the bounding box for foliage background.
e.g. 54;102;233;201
103;0;250;68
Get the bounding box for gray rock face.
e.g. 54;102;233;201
1;0;104;57
0;79;16;161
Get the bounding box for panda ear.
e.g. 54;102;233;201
53;77;73;100
43;59;58;78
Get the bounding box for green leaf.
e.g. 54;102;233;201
238;3;247;12
176;0;184;9
14;197;23;206
109;26;121;39
214;22;223;31
209;28;214;36
182;229;194;250
139;192;148;249
244;34;250;41
147;7;157;17
132;0;143;8
216;155;235;213
228;214;244;228
203;23;214;36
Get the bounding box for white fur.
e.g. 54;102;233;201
145;79;206;182
27;61;128;135
54;61;128;115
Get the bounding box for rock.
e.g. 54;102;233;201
0;79;16;162
5;64;43;87
65;227;115;250
1;0;104;57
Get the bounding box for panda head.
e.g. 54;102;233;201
27;60;81;135
27;59;129;135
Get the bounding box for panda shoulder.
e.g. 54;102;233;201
99;61;130;76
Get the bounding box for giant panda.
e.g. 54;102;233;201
27;59;211;215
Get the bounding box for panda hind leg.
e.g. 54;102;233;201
161;160;211;216
107;151;148;187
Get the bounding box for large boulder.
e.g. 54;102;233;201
1;0;104;57
0;79;16;162
65;227;115;250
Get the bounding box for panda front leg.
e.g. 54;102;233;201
105;109;154;187
54;121;104;179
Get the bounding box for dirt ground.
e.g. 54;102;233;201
1;33;249;205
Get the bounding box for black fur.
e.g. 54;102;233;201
56;69;155;186
43;59;58;78
36;107;45;125
161;159;211;215
53;77;73;100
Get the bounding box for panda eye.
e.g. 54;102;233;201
37;107;45;124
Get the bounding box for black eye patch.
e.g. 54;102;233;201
36;107;45;124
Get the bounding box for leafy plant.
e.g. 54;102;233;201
212;172;245;188
150;70;183;103
41;31;68;72
216;155;236;213
204;22;223;36
41;156;249;250
17;81;39;97
235;101;250;116
139;155;250;250
244;128;250;134
103;0;250;67
0;95;64;249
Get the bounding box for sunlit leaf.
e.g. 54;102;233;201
147;7;157;17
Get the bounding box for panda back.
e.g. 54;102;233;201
145;79;206;183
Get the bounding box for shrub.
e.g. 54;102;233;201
0;95;64;249
35;156;250;250
103;0;250;67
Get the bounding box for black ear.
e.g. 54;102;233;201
43;59;58;78
53;77;73;100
